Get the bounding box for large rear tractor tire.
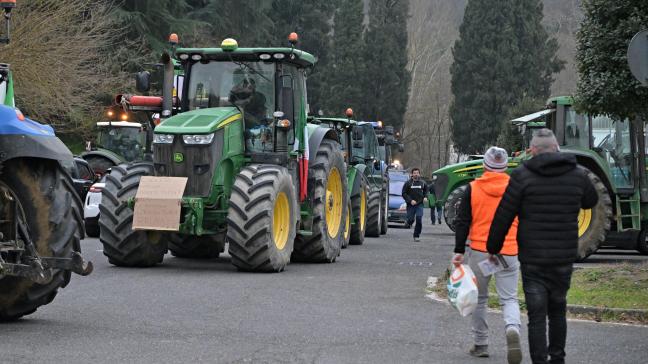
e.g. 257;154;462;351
349;180;367;246
169;234;224;259
0;159;83;321
227;165;296;272
293;139;348;262
576;168;612;260
365;189;382;238
99;163;167;267
380;192;389;235
444;185;468;232
84;155;116;176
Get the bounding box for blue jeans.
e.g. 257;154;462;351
406;203;424;237
521;264;573;364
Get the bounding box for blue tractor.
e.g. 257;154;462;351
0;1;92;321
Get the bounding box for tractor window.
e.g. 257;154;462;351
597;119;633;189
96;126;144;162
564;108;590;149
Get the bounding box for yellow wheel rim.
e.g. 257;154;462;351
273;192;290;250
578;208;592;237
360;188;366;232
325;167;343;238
344;203;351;240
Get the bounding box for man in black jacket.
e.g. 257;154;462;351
402;167;428;241
486;129;599;364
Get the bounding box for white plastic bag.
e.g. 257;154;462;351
447;264;478;317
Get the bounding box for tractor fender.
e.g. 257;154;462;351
80;150;124;165
308;126;339;163
348;167;369;198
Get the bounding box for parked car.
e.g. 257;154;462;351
83;174;106;238
387;170;409;227
63;157;96;202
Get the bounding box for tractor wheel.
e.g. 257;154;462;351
636;228;648;255
444;185;468;232
365;189;382;237
293;139;348;262
341;200;351;249
380;192;389;235
169;234;224;259
349;181;368;246
84;155;115;176
227;165;296;272
576;168;612;260
99;163;168;267
0;159;83;321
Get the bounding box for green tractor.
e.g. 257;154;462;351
432;95;648;259
99;35;348;272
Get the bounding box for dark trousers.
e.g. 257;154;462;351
431;205;442;223
406;204;424;237
521;263;573;364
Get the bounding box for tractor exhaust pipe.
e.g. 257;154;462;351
161;51;174;118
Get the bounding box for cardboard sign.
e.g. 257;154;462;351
132;176;188;231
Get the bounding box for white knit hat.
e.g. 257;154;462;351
483;146;508;172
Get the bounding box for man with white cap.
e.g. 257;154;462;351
452;146;522;363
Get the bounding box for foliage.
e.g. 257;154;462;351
575;0;648;120
450;0;563;155
360;0;410;129
3;0;131;136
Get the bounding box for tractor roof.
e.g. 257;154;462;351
546;95;574;106
97;121;142;128
175;47;317;68
316;117;357;125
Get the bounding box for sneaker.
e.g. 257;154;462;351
438;219;442;224
413;236;420;242
506;327;522;364
469;345;489;358
431;220;435;225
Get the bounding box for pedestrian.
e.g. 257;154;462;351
401;167;428;241
428;181;443;225
452;146;522;364
487;129;599;364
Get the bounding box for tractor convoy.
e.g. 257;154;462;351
0;1;92;321
431;96;648;260
95;34;399;273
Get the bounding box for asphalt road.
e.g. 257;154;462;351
1;212;647;364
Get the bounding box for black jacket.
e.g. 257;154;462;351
402;178;428;205
486;153;599;265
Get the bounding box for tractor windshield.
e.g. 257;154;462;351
186;61;275;152
593;117;633;189
96;126;144;161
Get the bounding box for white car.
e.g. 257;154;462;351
84;175;106;238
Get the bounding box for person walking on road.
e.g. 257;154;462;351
402;167;428;241
452;146;523;364
428;180;443;225
487;129;599;364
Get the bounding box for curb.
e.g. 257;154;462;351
426;276;648;325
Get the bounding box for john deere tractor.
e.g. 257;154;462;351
0;1;92;320
432;95;648;259
99;35;348;272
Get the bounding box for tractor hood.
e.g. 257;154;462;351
155;107;242;134
0;105;55;137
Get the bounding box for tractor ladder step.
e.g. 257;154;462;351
615;194;641;231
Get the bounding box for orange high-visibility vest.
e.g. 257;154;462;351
468;172;518;255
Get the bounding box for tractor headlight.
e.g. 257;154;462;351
153;133;174;144
183;133;214;145
399;202;407;211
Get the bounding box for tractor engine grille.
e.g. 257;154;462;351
153;129;224;197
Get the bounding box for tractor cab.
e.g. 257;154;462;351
94;121;146;162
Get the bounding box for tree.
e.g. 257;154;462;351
321;0;366;116
360;0;410;129
449;0;562;155
575;0;648;120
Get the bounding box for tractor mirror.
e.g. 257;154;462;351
135;71;151;93
352;126;363;140
353;140;364;149
398;143;405;152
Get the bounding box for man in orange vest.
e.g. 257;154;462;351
452;146;522;364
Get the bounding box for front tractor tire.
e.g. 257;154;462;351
341;200;351;249
444;185;468;232
293;139;348;262
98;163;168;267
0;159;83;321
227;165;296;272
380;192;388;235
365;189;382;238
576;168;612;260
349;180;368;246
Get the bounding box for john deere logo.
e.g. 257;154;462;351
174;152;184;163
